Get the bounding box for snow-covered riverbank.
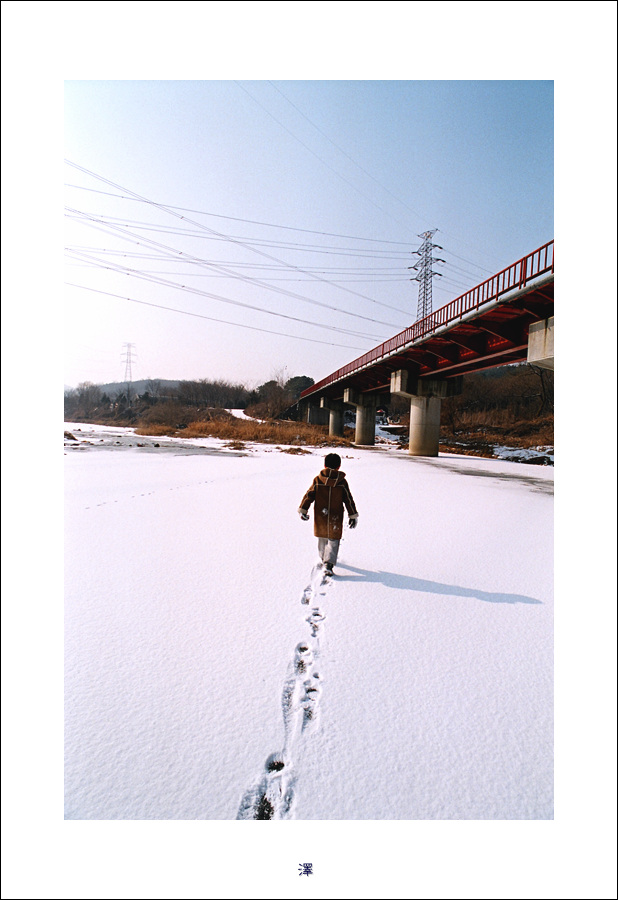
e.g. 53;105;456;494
65;423;553;820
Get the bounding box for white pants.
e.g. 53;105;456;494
318;538;340;566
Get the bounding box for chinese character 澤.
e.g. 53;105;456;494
298;863;313;876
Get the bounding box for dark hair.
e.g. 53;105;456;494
324;452;341;469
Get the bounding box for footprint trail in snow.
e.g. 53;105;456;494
236;564;330;820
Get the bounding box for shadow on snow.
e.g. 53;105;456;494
335;563;542;605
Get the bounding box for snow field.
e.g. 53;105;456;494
64;431;553;820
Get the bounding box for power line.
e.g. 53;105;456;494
66;208;489;335
65;283;370;351
65;209;402;330
66;259;411;283
65;210;414;259
66;245;411;273
235;82;413;234
267;81;429;228
65;249;389;342
66;167;504;275
65;160;518;351
66;162;502;312
262;83;510;275
65;161;412;317
65;182;414;246
69;247;411;273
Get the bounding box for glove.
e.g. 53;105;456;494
348;517;358;529
299;510;310;521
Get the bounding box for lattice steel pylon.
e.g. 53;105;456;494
122;342;135;382
121;342;136;405
410;229;444;321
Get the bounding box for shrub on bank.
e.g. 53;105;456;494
135;414;351;447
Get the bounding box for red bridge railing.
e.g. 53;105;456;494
301;240;554;398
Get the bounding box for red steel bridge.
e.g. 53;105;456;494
300;240;554;403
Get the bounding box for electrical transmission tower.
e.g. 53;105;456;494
410;229;445;321
121;343;137;405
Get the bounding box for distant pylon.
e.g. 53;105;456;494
410;230;444;321
121;343;136;405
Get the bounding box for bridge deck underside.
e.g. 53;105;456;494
314;280;554;401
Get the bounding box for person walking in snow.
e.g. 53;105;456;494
298;452;358;575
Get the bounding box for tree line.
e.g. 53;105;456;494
64;373;315;424
64;364;552;439
440;364;553;435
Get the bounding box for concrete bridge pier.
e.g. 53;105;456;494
305;402;329;426
391;370;462;457
408;395;442;456
320;398;345;437
527;316;554;370
343;388;378;445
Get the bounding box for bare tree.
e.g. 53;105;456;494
528;365;554;416
75;381;103;416
145;379;163;400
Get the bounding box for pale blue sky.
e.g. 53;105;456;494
64;78;553;388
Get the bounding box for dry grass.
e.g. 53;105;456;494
441;415;553;449
438;415;554;460
135;415;352;447
133;424;178;436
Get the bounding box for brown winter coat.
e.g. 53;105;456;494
299;468;358;539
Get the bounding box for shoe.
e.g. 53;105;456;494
324;564;334;576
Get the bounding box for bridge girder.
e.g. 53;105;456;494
300;253;554;405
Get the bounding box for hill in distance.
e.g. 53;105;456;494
84;379;181;397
